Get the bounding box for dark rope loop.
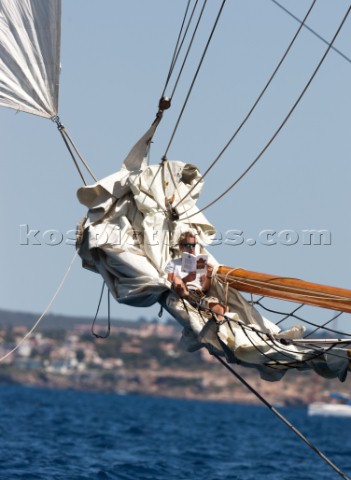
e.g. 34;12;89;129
91;281;111;339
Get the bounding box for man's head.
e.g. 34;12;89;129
178;231;197;254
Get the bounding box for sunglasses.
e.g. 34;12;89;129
181;243;196;248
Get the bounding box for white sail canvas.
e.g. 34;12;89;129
0;0;61;118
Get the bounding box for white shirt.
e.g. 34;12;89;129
165;258;204;290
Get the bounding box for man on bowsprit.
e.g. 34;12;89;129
165;231;226;320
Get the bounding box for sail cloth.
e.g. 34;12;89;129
76;121;216;307
163;279;351;382
0;0;61;118
77;126;351;383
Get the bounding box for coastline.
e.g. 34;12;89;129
0;309;348;406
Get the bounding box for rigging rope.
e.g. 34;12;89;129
247;295;351;366
305;311;344;338
168;0;208;101
61;127;97;182
169;269;351;369
181;284;351;372
82;281;349;477
173;0;317;210
163;0;227;160
254;298;351;338
52;116;97;186
219;308;339;368
271;0;351;65
214;354;350;479
0;251;78;363
161;0;198;98
182;270;351;368
184;5;351;218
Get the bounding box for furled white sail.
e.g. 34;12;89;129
76;124;351;383
0;0;61;118
76;121;216;308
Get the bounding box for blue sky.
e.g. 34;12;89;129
1;0;351;326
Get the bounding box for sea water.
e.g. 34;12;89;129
0;384;350;480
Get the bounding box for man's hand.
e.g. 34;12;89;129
183;271;196;282
207;263;214;278
173;278;189;298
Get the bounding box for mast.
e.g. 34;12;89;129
217;266;351;313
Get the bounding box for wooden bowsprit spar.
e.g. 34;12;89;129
217;266;351;313
215;265;351;479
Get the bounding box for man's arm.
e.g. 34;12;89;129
201;263;214;292
167;272;194;298
167;271;196;283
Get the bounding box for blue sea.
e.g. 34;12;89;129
0;385;350;480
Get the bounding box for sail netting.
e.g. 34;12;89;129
251;296;351;379
0;0;61;118
76;124;351;383
210;289;351;382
